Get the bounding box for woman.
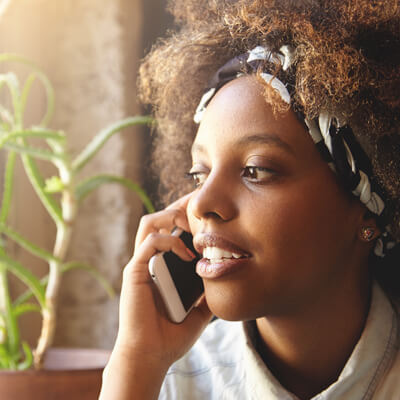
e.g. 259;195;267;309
100;1;400;399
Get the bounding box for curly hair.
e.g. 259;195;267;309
138;0;400;245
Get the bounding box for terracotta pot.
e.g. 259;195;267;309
0;348;110;400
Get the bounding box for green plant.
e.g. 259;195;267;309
0;54;154;370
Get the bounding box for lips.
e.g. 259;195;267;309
194;233;250;278
194;233;250;256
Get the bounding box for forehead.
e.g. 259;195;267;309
193;75;315;158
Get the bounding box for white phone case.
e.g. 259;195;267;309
149;251;189;323
148;228;201;323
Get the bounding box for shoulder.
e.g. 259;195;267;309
159;319;247;400
374;348;400;399
373;300;400;399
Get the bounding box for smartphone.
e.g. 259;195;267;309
148;228;204;323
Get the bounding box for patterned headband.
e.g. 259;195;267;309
193;45;396;257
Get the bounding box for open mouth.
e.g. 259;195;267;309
202;246;248;263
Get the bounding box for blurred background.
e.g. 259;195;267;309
0;0;171;349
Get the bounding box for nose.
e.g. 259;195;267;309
189;169;238;223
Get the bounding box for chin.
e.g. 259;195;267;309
209;305;246;321
204;283;264;321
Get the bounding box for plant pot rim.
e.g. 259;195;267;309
0;347;110;374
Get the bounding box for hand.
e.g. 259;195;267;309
114;193;212;369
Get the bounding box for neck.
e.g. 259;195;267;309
255;274;371;400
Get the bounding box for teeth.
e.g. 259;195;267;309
203;247;244;260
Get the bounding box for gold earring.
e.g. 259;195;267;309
361;227;375;242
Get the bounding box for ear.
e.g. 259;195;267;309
358;210;381;242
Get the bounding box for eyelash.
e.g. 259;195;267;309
185;166;276;187
242;166;276;182
185;171;207;188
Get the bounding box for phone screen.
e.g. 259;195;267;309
162;231;204;311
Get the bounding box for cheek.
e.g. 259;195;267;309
247;177;358;259
293;179;358;245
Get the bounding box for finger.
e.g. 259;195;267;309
135;192;194;250
135;208;190;251
133;233;196;266
159;228;171;235
165;192;193;211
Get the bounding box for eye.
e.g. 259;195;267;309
242;166;275;182
185;171;208;188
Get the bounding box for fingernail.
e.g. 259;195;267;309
185;248;196;259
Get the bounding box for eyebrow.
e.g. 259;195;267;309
237;133;294;154
191;133;295;156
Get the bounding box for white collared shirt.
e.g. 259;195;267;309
159;282;400;399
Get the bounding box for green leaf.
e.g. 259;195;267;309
0;54;55;127
0;266;19;357
14;260;115;305
76;174;155;214
0;128;66;148
13;303;41;318
0;73;19;99
0;72;21;127
14;129;65;226
44;176;65;193
72;116;154;173
0;123;10;132
0;223;58;263
0;343;11;369
60;261;115;298
0;105;14;127
0;255;45;309
0;317;6;346
0;72;19;92
3;142;64;163
17;342;33;370
20;73;36;124
0;151;16;224
19;150;63;225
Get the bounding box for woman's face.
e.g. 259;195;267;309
187;76;366;321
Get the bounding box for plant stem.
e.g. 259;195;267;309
0;266;8;347
33;225;68;368
33;162;77;369
0;263;20;365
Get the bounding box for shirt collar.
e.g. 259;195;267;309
242;282;399;400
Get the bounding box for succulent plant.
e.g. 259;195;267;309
0;54;154;370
